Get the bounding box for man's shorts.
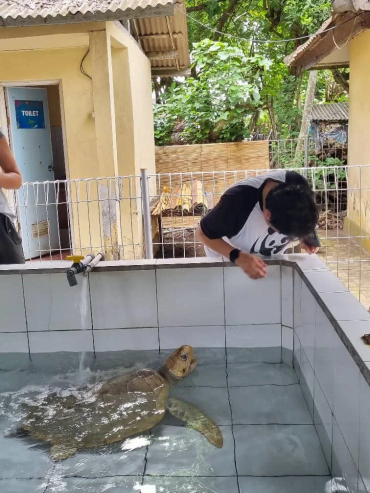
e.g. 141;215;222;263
0;213;25;264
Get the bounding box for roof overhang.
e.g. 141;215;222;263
132;0;190;77
332;0;370;13
285;11;370;74
0;0;190;78
0;0;174;28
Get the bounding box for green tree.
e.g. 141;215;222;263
154;0;349;143
154;39;270;144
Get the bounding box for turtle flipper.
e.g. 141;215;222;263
50;445;78;461
167;397;223;448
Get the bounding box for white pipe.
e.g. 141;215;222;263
85;253;104;273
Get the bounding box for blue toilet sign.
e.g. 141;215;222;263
15;100;45;129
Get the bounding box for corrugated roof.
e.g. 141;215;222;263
135;0;189;75
284;16;334;68
0;0;174;27
311;102;349;122
285;11;366;72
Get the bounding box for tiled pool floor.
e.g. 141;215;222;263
0;351;331;493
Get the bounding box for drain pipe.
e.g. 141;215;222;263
66;253;104;287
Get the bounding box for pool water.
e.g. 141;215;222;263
0;349;331;493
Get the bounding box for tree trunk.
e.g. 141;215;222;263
214;0;239;40
294;70;318;164
248;110;260;135
266;97;278;140
332;68;349;93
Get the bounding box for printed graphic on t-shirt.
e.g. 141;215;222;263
250;227;291;257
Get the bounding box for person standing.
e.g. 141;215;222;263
0;128;24;264
196;170;319;279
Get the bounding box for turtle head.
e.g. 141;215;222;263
164;345;197;380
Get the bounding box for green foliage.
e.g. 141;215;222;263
154;40;270;144
154;0;348;145
312;157;346;188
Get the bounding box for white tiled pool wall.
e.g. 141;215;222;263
0;259;283;363
293;263;370;493
1;255;370;493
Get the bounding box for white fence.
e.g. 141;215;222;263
10;165;370;307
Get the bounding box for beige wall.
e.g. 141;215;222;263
0;21;156;259
347;30;370;250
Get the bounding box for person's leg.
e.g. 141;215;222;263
0;213;25;264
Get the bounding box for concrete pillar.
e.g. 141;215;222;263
89;30;121;259
89;30;118;177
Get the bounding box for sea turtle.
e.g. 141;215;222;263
19;345;223;460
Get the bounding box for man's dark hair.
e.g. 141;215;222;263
265;183;319;238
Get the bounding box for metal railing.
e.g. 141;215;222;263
9;164;370;308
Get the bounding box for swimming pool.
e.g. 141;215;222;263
0;256;369;492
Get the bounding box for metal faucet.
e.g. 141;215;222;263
66;253;104;287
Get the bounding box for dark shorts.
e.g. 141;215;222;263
0;213;25;264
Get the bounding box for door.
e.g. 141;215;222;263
7;87;59;259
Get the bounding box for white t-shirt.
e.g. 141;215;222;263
0;129;16;221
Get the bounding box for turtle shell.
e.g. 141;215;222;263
23;369;169;452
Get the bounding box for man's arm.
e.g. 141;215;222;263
196;224;267;279
0;134;22;190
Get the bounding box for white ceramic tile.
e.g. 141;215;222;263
297;282;317;368
300;346;314;417
333;340;361;466
157;267;224;327
338;321;370;362
0;433;53;480
359;475;367;493
28;330;94;353
230;385;312;425
288;254;330;271
93;328;159;351
332;419;359;493
1;480;46;493
314;306;337;411
282;326;294;367
320;292;370;321
304;270;349;293
293;269;302;330
282;326;293;350
227;324;281;348
48;477;141;493
239;476;332;493
359;374;370;492
146;425;236;476
23;274;92;332
143;477;239;493
159;326;225;349
282;266;293;328
225;266;280;325
314;376;333;470
0;332;29;352
0;275;26;332
235;424;329;476
90;270;157;330
293;330;301;381
0;264;26;271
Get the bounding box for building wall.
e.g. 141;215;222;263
0;21;156;259
347;30;370;250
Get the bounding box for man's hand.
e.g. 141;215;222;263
235;252;267;279
300;241;319;255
